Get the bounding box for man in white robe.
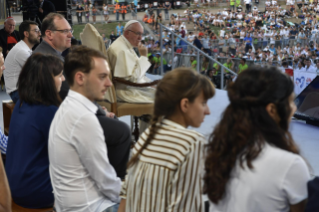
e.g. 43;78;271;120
106;20;154;103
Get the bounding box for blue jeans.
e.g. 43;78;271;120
116;12;119;21
9;90;19;104
102;203;119;212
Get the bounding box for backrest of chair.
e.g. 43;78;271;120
3;101;15;136
80;24;117;103
80;24;107;55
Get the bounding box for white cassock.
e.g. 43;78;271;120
106;35;154;103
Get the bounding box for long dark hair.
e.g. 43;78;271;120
127;68;215;168
18;53;63;106
204;67;299;204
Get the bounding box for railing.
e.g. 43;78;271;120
158;23;238;89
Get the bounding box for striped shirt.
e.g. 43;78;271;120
120;119;206;212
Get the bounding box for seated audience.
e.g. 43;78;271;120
49;46;121;212
5;54;64;208
4;20;41;103
118;68;215;212
107;20;154;103
33;13;72;100
204;67;311;212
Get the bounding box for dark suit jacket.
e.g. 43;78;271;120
0;29;21;59
95;104;131;179
33;40;69;100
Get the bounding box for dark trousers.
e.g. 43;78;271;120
204;48;212;56
245;44;251;53
122;13;125;20
96;108;131;179
77;15;82;23
165;9;169;20
246;4;250;12
229;47;236;55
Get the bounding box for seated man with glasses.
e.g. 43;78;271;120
106;20;154;103
33;13;73;100
4;20;41;103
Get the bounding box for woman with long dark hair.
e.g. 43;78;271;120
204;67;310;212
118;68;215;212
5;54;65;208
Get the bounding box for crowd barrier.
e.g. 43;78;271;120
152;50;297;72
158;23;237;89
161;37;319;58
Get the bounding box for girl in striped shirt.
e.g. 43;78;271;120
118;68;215;212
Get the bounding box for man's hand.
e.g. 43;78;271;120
101;106;115;119
138;43;148;57
39;8;43;13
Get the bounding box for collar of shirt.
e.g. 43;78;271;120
42;40;63;55
121;35;134;50
67;89;98;114
161;119;186;130
21;40;33;55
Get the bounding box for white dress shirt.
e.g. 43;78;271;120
4;40;32;94
294;67;306;72
305;65;317;73
49;90;121;212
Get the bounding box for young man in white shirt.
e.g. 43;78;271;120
4;20;41;103
49;46;122;212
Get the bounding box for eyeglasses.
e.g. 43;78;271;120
52;29;74;34
30;29;41;33
128;30;143;37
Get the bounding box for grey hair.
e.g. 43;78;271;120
4;18;15;23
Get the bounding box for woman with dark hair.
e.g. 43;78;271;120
118;68;215;212
204;67;310;212
5;54;65;208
